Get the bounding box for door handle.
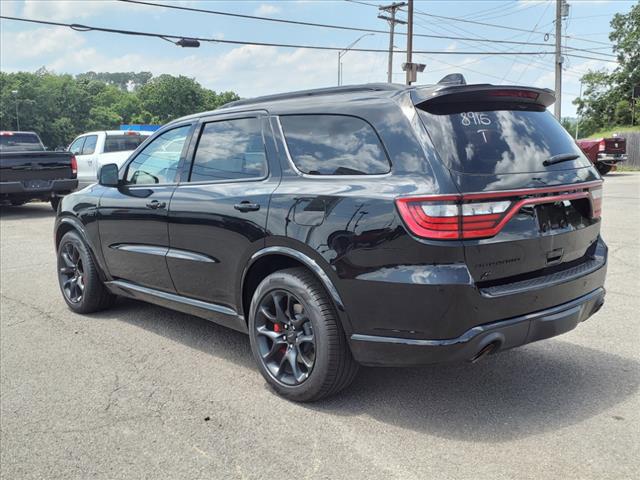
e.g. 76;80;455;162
146;200;166;209
234;201;260;212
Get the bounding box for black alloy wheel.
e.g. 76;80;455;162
59;241;85;304
249;268;359;402
255;289;316;386
56;230;115;313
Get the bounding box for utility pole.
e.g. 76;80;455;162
405;0;414;85
378;2;406;83
575;80;582;139
554;0;570;120
11;90;20;131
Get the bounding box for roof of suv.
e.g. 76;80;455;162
166;79;554;127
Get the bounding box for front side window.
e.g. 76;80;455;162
280;114;390;175
68;137;85;155
189;117;267;182
81;135;98;155
125;126;190;185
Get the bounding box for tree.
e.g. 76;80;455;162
574;3;640;137
0;71;239;147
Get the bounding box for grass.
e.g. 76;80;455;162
584;125;640;139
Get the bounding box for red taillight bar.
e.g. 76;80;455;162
70;155;77;177
488;89;539;100
396;181;603;240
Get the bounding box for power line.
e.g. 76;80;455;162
346;0;613;47
118;0;609;52
0;15;565;56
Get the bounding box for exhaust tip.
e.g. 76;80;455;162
469;341;499;363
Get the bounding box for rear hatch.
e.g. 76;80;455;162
402;85;602;284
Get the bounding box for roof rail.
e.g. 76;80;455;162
220;83;405;109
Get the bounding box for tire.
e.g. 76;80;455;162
50;196;60;212
57;230;115;314
248;267;358;402
596;163;612;175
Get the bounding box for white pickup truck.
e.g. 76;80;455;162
68;130;152;188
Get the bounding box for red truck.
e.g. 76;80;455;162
576;135;627;175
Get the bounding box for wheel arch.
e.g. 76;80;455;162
55;216;110;282
240;247;352;335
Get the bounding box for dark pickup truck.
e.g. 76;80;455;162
0;131;78;210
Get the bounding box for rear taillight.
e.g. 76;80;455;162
396;182;603;240
598;139;606;152
70;155;77;177
589;184;603;218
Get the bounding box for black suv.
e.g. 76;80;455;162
54;79;607;401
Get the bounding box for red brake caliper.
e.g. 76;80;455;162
272;323;287;354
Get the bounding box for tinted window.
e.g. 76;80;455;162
68;136;85;155
280;115;389;175
104;134;148;153
0;133;44;152
81;135;98;155
418;105;592;174
189;118;267;182
125;126;190;185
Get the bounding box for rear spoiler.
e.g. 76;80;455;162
412;84;555;109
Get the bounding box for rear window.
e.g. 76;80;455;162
0;133;44;152
418;105;591;174
104;135;148;153
280;115;390;175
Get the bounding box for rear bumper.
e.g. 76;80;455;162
597;153;627;164
350;287;605;366
0;179;78;197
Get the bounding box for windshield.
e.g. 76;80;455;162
104;135;148;153
0;133;44;152
417;104;591;174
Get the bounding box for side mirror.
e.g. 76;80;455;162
98;163;120;187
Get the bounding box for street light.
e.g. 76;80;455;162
11;90;20;131
337;33;375;86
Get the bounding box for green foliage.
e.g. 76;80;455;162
0;70;239;148
574;3;640;137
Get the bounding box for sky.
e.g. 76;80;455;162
0;0;634;117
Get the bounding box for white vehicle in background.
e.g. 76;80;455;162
68;130;152;188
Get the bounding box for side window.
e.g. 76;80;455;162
82;135;98;155
189;118;267;182
280;114;390;175
69;137;85;155
125;126;191;185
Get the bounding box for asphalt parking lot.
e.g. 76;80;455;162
1;173;639;480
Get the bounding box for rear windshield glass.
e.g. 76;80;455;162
418;105;591;174
0;133;43;152
104;135;148;153
280;114;390;175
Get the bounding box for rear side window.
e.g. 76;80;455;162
189;117;267;182
104;135;148;153
81;135;98;155
280;115;390;175
418;105;591;174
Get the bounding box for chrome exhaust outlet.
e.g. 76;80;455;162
469;341;499;363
